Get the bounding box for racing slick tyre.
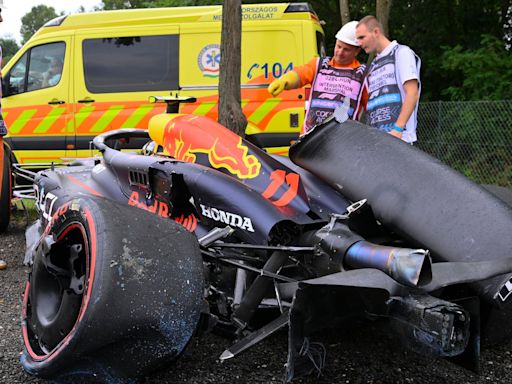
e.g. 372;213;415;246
0;141;12;233
21;196;204;381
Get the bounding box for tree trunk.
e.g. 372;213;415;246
339;0;350;26
218;0;247;137
376;0;393;37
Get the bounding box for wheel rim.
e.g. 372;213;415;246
26;223;89;355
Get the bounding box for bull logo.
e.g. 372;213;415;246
162;115;261;179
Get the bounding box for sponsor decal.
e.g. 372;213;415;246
261;169;299;207
174;213;198;232
200;204;254;232
35;186;58;224
162;115;261;179
35;187;75;235
128;191;169;218
498;278;512;302
198;44;221;78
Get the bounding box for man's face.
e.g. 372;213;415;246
333;40;360;66
356;24;377;54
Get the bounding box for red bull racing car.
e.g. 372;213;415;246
19;96;512;382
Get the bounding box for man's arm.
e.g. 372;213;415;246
389;79;419;138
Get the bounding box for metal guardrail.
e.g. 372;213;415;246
416;100;512;188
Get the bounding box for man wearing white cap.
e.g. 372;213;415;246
268;21;367;134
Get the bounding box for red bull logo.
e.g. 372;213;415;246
128;191;198;231
174;213;198;232
161;115;261;179
128;191;169;218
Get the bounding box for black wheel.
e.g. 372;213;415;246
0;141;12;233
21;196;204;381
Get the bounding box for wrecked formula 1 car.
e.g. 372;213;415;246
19;96;512;382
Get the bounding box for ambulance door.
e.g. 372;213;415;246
73;26;179;157
179;24;221;119
2;38;74;164
240;25;304;154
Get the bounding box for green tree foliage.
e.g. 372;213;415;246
291;0;508;101
20;5;59;44
0;37;20;65
441;35;512;100
504;3;512;49
101;0;154;9
389;0;505;101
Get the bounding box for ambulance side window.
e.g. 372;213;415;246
4;42;66;95
5;53;28;95
82;35;179;93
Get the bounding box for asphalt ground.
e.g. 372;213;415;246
1;212;511;384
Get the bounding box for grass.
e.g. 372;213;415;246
11;198;38;224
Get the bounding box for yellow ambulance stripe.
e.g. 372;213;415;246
8;109;38;134
34;107;66;134
75;106;95;130
247;99;277;125
90;105;124;133
65;118;74;133
122;104;155;128
192;102;216;116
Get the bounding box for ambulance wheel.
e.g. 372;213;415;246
0;142;12;234
21;196;204;381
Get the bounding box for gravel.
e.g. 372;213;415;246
1;213;511;384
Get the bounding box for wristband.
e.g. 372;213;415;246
392;124;404;133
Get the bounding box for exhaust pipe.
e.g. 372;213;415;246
345;241;432;287
314;216;432;287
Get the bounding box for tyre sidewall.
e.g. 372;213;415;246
22;196;205;379
21;197;106;377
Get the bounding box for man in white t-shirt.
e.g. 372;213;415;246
356;16;421;144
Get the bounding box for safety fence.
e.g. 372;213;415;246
416;100;512;188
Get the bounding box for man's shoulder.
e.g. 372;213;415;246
396;43;418;59
395;44;421;81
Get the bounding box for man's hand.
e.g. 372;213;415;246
389;123;404;139
267;78;287;97
267;71;300;97
388;129;403;139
